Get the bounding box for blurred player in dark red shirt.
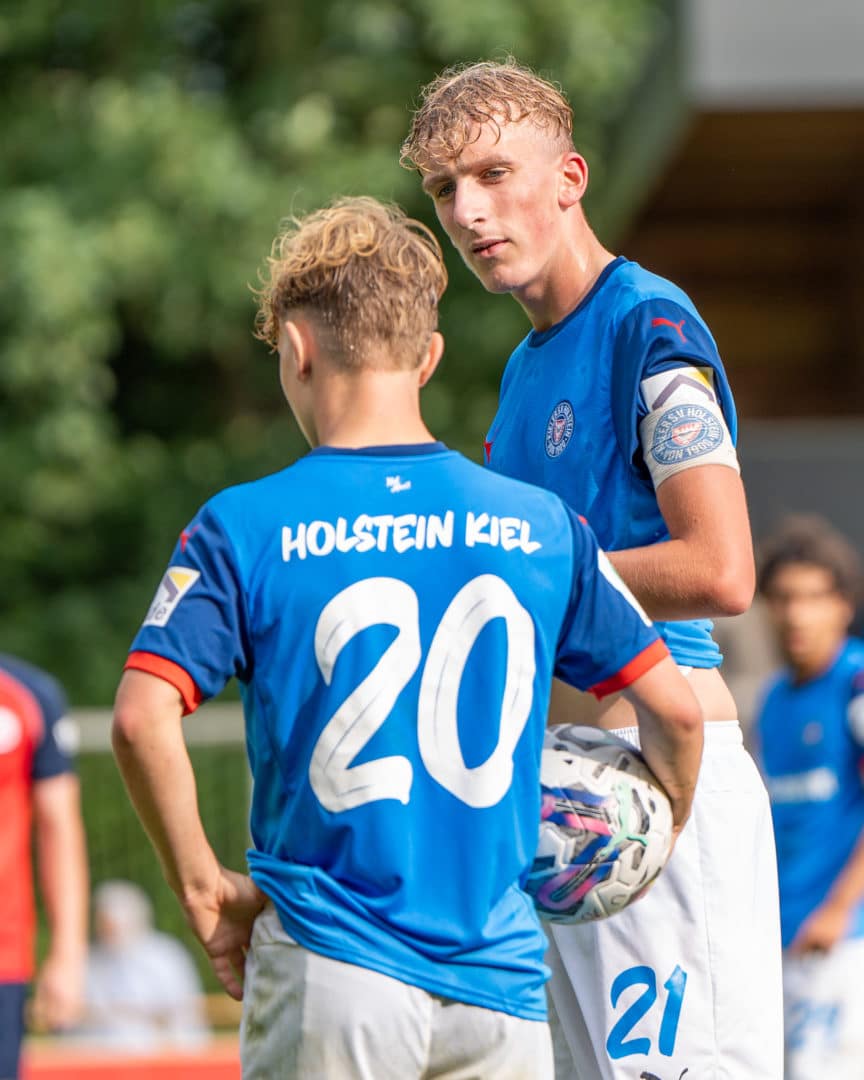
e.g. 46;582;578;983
0;655;88;1079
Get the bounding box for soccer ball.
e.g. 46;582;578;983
526;724;674;924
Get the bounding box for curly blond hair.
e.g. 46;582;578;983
254;196;447;370
400;58;574;172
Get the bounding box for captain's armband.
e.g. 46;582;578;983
638;366;740;489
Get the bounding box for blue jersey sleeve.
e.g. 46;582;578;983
611;298;737;468
553;508;669;697
126;504;252;711
0;654;75;780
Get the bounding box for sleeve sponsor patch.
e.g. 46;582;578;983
143;567;201;628
638;366;739;488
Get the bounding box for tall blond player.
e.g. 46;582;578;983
404;58;784;1079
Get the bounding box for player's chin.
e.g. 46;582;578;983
472;264;520;295
782;636;813;663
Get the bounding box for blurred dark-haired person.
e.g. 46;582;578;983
755;515;864;1079
111;195;703;1079
0;655;87;1080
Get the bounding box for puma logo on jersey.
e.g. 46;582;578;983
640;1069;688;1080
385;476;411;493
180;524;202;551
651;317;687;342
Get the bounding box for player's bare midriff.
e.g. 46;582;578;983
548;666;737;729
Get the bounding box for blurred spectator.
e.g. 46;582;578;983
753;515;864;1078
79;880;209;1051
0;653;87;1080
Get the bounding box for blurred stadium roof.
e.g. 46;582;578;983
599;0;864;423
688;0;864;108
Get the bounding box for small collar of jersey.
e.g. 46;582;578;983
308;442;449;458
528;256;627;348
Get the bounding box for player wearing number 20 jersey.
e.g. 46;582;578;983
126;442;667;1021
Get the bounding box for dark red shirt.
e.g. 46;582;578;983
0;657;74;981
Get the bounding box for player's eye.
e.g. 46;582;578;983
434;181;455;199
484;168;507;181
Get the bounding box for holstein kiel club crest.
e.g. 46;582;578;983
651;404;723;466
545;400;574;458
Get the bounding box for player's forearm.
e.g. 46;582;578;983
609;539;752;621
608;465;755;620
34;777;89;964
112;677;221;903
635;714;702;830
623;659;704;829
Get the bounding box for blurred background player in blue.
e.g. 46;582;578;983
79;879;209;1052
755;516;864;1079
0;654;88;1080
403;57;783;1080
110;196;703;1079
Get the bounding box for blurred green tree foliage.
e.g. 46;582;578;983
0;0;669;701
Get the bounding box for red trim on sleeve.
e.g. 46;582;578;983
589;638;670;701
124;652;203;716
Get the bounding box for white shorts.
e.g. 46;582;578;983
782;935;864;1080
546;721;784;1079
240;902;553;1079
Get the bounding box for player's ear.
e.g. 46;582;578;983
417;331;444;388
559;151;588;208
282;319;314;381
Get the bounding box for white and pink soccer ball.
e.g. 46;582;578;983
527;725;674;924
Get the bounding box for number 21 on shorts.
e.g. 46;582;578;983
606;964;687;1060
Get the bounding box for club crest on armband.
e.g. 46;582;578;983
545;400;575;459
651;405;722;465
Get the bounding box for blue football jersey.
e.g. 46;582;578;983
755;639;864;948
127;443;667;1020
485;257;738;667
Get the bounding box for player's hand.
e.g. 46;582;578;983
182;867;268;1000
789;900;849;955
30;951;86;1031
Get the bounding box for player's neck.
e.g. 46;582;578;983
309;371;435;450
516;227;616;332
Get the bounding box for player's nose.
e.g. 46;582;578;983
452;183;487;230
